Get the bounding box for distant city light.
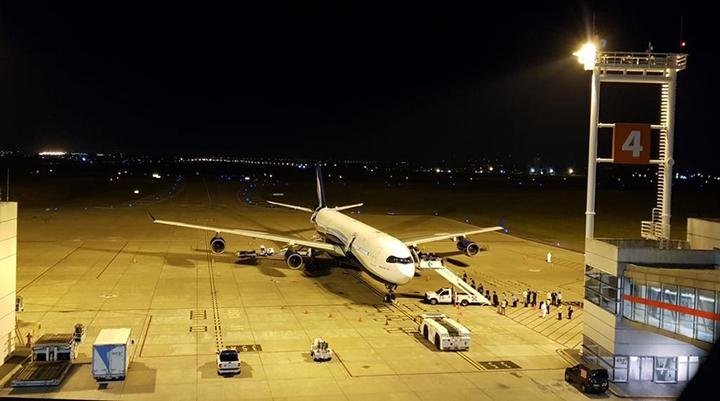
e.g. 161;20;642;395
38;151;66;156
573;42;597;70
488;166;494;172
152;173;162;179
568;168;574;175
530;167;536;174
133;189;140;194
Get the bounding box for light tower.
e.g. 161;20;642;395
574;41;687;244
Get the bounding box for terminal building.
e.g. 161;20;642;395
576;46;719;395
583;221;720;386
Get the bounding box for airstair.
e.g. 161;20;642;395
417;260;491;305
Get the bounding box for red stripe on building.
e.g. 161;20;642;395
623;294;720;321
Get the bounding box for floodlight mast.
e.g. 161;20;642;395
574;41;688;243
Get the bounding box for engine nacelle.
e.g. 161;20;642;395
210;236;226;254
285;250;305;270
456;238;480;256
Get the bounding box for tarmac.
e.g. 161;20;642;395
0;176;633;400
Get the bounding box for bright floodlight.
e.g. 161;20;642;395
573;42;597;70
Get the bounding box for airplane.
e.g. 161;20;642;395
150;166;503;299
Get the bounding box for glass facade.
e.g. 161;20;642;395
583;335;703;383
622;277;720;344
584;266;621;314
584;265;715;385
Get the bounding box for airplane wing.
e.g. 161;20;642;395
150;213;344;255
401;226;504;247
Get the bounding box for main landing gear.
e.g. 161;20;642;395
383;284;397;304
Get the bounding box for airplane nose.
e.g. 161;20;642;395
396;263;415;285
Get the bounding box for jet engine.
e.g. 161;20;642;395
210;235;226;254
456;238;480;256
285;250;305;270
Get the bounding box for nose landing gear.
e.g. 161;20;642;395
383;284;397;304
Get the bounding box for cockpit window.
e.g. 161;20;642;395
386;255;413;264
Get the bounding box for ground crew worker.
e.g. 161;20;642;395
540;302;547;318
557;304;563;320
568;305;574;319
492;291;499;307
523;289;528;307
546;251;552;263
501;299;508;315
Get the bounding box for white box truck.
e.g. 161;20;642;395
92;328;132;382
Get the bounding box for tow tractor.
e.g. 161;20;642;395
235;244;275;261
424;287;484;306
310;338;333;362
418;313;471;351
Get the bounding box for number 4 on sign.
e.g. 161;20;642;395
612;123;651;164
622;130;643;157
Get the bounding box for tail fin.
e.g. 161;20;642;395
316;165;326;210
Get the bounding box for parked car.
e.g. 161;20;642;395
565;362;609;393
217;348;241;375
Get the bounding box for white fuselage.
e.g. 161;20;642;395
313;208;415;286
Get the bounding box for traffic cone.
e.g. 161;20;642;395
385;318;389;326
358;316;363;322
304;309;308;314
328;313;333;318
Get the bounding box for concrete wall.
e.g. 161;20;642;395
582;301;617;353
0;202;17;363
687;218;720;250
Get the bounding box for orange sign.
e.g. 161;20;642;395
612;123;651;164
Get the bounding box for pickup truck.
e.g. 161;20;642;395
424;287;483;306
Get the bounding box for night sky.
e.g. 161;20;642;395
0;1;717;169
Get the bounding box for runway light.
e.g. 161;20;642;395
568;168;574;175
573;42;597;70
133;189;140;194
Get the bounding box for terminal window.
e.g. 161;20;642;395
584;266;621;314
622;278;719;344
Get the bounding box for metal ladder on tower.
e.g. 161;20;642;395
641;81;672;247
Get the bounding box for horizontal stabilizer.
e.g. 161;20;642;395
267;201;314;213
333;203;363;211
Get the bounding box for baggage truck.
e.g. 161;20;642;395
92;328;132;382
